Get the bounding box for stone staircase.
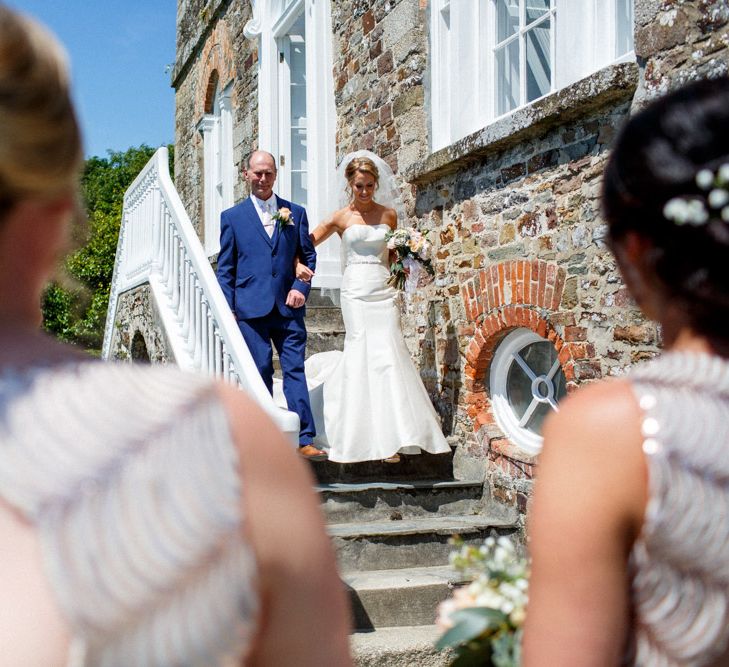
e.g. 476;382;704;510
280;288;521;663
313;457;520;666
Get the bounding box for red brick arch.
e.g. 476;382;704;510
196;19;235;119
460;259;593;437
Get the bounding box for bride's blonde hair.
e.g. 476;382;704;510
0;5;82;218
344;156;379;202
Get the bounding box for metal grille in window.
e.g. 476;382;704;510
489;328;566;454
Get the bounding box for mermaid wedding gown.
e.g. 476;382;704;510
304;223;451;463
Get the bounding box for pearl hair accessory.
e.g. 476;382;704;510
663;164;729;226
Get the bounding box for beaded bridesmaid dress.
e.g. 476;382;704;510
305;223;451;463
0;363;258;666
627;352;729;665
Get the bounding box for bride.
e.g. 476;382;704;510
298;151;451;464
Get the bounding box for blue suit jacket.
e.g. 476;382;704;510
217;195;317;320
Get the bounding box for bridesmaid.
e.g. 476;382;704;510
523;77;729;666
0;6;352;665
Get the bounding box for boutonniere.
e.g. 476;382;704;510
272;207;294;231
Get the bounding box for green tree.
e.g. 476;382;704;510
42;144;173;351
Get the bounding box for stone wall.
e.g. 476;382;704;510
170;0;729;512
325;0;729;511
108;285;175;364
172;0;257;235
331;0;429;178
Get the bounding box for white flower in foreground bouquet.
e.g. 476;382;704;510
436;535;529;667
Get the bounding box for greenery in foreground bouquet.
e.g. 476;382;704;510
436;535;529;667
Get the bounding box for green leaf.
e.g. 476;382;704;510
436;607;505;650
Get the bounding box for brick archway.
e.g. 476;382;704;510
196;19;235;119
460;259;594;438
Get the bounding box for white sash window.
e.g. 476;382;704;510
277;13;308;206
199;82;234;257
430;0;635;151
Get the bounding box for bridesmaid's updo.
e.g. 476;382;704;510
344;156;379;201
0;5;82;219
602;76;729;353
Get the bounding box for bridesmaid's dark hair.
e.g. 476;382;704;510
602;76;729;353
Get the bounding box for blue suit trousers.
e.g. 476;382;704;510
237;308;315;446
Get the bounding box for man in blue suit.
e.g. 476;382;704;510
217;150;325;460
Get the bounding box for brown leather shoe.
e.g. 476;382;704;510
383;453;401;464
299;444;328;461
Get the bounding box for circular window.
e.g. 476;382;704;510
489;328;567;455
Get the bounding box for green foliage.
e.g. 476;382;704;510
41;144;174;351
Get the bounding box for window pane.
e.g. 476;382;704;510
526;0;549;26
291;128;307;171
506;341;567;437
496;39;519;115
520;341;552;376
290;37;306;85
506;360;533;421
526;17;550;101
616;0;634;56
291;171;307;206
496;0;519;43
524;402;551;435
291;85;306;128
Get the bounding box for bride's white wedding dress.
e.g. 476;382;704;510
305;223;451;463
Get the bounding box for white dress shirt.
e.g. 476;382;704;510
252;194;278;238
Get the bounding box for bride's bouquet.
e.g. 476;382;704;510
436;536;529;667
385;227;435;292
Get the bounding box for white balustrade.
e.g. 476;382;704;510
102;147;300;441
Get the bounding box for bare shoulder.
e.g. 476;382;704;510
330;206;352;231
380;205;397;230
537;376;647;534
543;377;641;450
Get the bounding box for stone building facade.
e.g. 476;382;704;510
171;0;729;511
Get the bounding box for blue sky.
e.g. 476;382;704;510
13;1;177;158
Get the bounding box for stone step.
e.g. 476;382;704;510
345;565;467;629
329;514;518;572
318;479;486;523
311;450;456;484
306;330;345;356
351;625;451;666
304;306;344;332
306;287;340;308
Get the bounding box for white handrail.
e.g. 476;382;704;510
102;147;300;441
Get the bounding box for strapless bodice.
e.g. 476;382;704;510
342;224;389;268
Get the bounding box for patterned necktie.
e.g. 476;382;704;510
261;201;274;238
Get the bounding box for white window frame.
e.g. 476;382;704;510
198;81;234;257
430;0;635;151
489;328;566;454
275;11;307;205
245;0;341;290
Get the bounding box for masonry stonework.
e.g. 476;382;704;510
109;285;174;365
170;0;729;514
172;0;257;234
